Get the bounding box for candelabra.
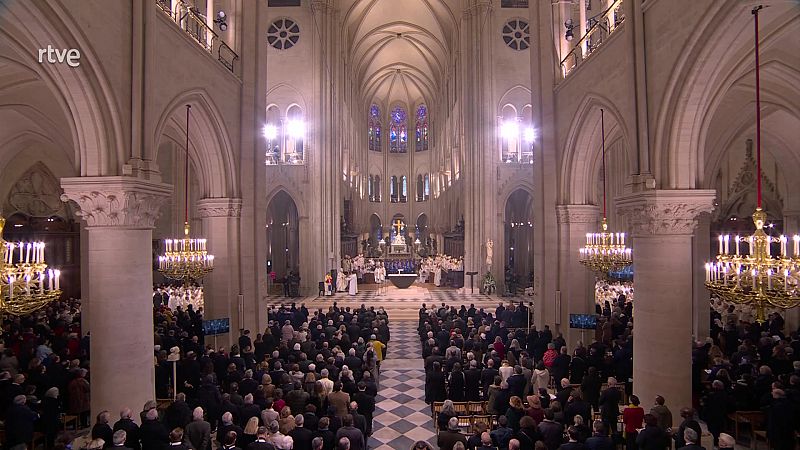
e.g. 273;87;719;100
579;218;633;275
0;217;62;316
157;104;214;283
705;6;800;323
578;108;632;277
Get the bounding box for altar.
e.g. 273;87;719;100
387;273;417;289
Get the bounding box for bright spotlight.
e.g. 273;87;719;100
524;127;536;143
286;120;305;139
500;121;519;140
263;124;278;141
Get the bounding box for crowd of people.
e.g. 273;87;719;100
0;297;89;450
416;299;797;450
146;301;389;450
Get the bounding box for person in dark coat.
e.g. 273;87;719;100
164;393;193;430
538;409;565;450
289;414;315;450
557;427;584;450
92;411;115;446
247;427;276;450
185;407;212;450
598;379;622;436
672;408;701;449
113;408;142;450
581;367;602;412
437;417;468;450
351;383;375;436
140;408;169;450
635;414;669;450
425;362;447;403
448;363;466;401
5;395;39;450
334;415;365;450
464;361;482;402
564;390;592;427
41;387;63;449
110;429;134;450
700;380;732;446
766;389;798;450
314;417;336;450
585;420;614;450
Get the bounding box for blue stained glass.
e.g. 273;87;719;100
391;106;406;124
417;104;427;119
370;105;380;118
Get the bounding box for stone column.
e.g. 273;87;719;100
556;205;600;348
617;190;715;415
197;198;242;347
692;214;711;341
61;177;171;424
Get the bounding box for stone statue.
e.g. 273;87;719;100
486;239;493;268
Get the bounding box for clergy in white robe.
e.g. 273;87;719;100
337;269;348;292
434;267;442;287
347;273;358;296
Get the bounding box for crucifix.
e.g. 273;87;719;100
393;219;403;236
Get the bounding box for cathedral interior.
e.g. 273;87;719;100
1;0;799;449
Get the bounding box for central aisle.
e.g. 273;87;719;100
368;320;437;449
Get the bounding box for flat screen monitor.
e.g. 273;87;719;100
203;318;230;335
569;313;598;330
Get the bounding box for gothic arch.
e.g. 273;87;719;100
266;185;306;219
559;94;632;205
654;2;800;189
0;2;124;176
152;89;238;198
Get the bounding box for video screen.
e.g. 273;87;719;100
569;314;598;330
202;318;230;335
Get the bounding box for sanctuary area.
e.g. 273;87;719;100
0;1;799;450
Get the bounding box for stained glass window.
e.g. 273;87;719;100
415;105;429;152
401;175;408;202
389;106;407;153
369;105;381;152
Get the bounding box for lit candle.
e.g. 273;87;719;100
735;236;740;256
719;235;723;254
794;235;800;257
54;270;60;290
25;243;30;263
705;263;710;282
48;269;53;291
621;233;625;246
780;236;787;258
17;242;22;263
724;236;729;255
752;269;757;289
767;269;773;290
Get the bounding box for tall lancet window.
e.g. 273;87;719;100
390;176;398;202
389;106;407;153
368;105;382;152
424;174;430;199
400;175;408;202
415;105;429;152
284;105;305;164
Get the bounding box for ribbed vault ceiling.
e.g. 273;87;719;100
342;0;458;109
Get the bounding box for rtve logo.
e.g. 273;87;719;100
37;45;81;67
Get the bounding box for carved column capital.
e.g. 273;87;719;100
196;198;243;218
60;177;172;229
555;204;601;225
617;190;716;236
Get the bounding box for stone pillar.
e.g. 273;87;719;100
617;190;715;415
197;198;242;348
692;214;711;341
61;177;171;424
556;205;600;348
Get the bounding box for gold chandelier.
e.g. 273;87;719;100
0;217;62;315
157;105;214;283
578;108;632;277
705;6;800;323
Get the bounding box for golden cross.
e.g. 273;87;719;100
393;219;403;235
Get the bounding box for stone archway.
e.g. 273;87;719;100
267;190;300;283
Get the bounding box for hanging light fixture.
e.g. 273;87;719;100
705;5;800;323
158;105;215;283
578;108;633;277
0;217;62;316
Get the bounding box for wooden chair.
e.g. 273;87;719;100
457;415;471;430
467;401;485;415
752;430;768;450
471;415;493;434
727;411;764;444
62;414;79;431
453;402;469;415
431;401;444;420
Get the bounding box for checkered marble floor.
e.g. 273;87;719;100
368;321;436;450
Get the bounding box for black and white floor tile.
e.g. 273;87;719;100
368;320;436;450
